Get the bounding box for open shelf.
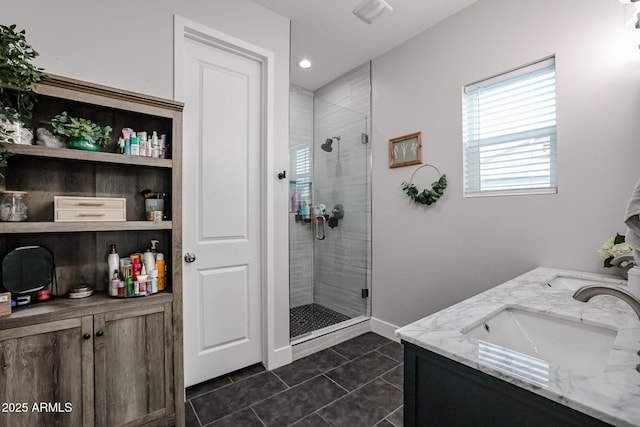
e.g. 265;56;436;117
0;220;172;234
9;144;173;168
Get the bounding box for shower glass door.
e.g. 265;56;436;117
289;95;370;340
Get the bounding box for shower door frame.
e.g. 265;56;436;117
289;93;372;344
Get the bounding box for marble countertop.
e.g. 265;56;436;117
395;267;640;427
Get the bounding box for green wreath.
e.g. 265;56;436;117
401;164;447;205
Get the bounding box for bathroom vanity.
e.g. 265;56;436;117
396;267;640;427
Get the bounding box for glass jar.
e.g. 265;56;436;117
0;191;28;222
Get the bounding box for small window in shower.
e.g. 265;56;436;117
293;147;311;200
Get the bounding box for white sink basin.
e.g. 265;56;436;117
463;307;618;379
546;275;624;291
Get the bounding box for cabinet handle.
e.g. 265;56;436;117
77;202;105;206
96;330;104;337
78;213;106;217
82;333;91;340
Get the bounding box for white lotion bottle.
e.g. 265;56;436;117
108;245;120;276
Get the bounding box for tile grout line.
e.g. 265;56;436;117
380;375;404;393
308;373;403;426
385;405;404;427
247;370;341;416
270;369;292;389
187;367;267;401
327;346;351;362
248;372;349;426
322;373;351;395
187;400;204;427
250;406;269;427
315;410;334;426
189;336;400;426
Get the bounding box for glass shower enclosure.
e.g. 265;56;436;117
289;96;370;340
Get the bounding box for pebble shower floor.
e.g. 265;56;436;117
289;303;351;338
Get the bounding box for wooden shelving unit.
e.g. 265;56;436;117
0;74;185;427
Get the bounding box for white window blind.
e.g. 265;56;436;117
292;147;310;199
462;57;557;197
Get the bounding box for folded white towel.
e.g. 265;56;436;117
624;178;640;265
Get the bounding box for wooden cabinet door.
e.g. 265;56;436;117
94;303;174;427
0;317;94;427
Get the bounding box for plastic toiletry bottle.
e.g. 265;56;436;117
118;279;126;298
108;245;120;277
151;131;160;158
143;248;155;273
156;253;166;291
149;269;158;294
110;270;120;297
130;133;140;156
160;134;167;158
126;272;133;297
131;256;140;281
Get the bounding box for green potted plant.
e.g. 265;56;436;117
51;111;112;152
0;24;46;175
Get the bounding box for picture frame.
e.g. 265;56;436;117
389;131;422;168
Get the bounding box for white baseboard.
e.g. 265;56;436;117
265;345;292;371
370;317;401;342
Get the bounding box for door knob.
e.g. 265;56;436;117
96;330;104;337
82;333;91;340
184;253;196;263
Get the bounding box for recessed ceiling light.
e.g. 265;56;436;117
298;59;312;69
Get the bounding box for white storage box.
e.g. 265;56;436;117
54;196;126;222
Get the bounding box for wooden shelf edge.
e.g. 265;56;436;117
36;74;184;112
0;292;175;331
9;144;173;168
0;221;173;234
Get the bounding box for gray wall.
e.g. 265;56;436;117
4;0;292;351
371;0;640;328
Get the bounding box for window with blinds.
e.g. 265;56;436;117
292;146;311;199
462;56;557;197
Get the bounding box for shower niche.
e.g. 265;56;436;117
289;77;371;341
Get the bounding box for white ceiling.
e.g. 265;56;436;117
252;0;477;91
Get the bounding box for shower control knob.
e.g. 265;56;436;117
184;253;196;263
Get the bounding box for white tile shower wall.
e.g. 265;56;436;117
289;86;314;308
313;62;371;318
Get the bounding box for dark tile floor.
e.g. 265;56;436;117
185;332;404;427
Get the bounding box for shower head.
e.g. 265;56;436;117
321;136;340;152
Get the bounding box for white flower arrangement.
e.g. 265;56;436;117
598;233;635;268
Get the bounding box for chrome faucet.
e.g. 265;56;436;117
573;285;640;320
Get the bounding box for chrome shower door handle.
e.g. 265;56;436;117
315;216;326;240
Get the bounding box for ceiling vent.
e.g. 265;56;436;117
352;0;393;24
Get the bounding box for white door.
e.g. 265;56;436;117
181;35;263;387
